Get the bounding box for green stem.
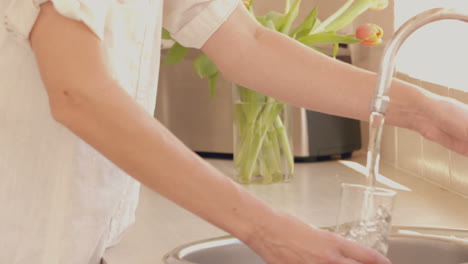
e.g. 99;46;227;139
284;0;291;14
312;0;355;34
247;0;255;16
332;43;339;58
238;127;265;182
259;136;276;184
238;102;284;182
268;129;282;166
234;121;255;168
233;84;293;183
234;103;246;135
312;0;372;34
234;102;264;179
233;86;266;170
264;130;284;183
275;115;294;175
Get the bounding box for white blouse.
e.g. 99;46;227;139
0;0;239;263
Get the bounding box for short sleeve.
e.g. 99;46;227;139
163;0;240;49
3;0;110;45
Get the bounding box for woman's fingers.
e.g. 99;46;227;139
339;238;391;264
418;96;468;156
419;121;468;156
252;214;393;264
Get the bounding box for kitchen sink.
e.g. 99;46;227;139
163;226;468;264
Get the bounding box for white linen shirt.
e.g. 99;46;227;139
0;0;239;263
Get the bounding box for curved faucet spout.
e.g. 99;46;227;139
371;8;468;114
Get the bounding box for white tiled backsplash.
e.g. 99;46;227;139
379;72;468;198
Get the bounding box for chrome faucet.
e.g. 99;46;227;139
371;8;468;114
365;8;468;186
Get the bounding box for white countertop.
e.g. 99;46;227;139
103;153;468;264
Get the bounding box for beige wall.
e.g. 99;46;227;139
393;0;468;92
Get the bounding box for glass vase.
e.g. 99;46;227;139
232;84;294;184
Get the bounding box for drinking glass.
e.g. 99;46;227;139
335;183;397;255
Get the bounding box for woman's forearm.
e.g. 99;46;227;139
57;79;275;243
203;5;428;130
31;2;275;245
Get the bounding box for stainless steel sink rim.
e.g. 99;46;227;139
163;226;468;264
164;236;237;264
392;226;468;243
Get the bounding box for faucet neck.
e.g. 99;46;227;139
371;8;468;114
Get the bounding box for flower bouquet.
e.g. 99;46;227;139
163;0;386;184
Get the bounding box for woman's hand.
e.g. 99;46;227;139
246;213;391;264
413;92;468;156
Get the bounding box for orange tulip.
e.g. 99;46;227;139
356;23;383;46
370;0;389;10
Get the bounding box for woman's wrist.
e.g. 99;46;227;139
238;207;287;251
242;210;283;255
410;84;456;137
238;208;277;246
242;210;316;249
386;78;429;131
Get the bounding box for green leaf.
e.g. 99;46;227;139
319;0;372;33
312;18;321;32
298;33;361;46
239;86;267;103
162;28;172;40
208;72;219;99
290;7;318;39
256;16;267;26
264;20;276;31
257;11;284;30
266;11;285;28
192;53;218;78
163;42;189;65
278;0;301;34
193;54;220;98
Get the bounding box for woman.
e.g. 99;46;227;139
1;0;467;263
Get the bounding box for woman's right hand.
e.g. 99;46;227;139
246;212;391;264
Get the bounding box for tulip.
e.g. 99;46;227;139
243;0;252;9
356;23;383;46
